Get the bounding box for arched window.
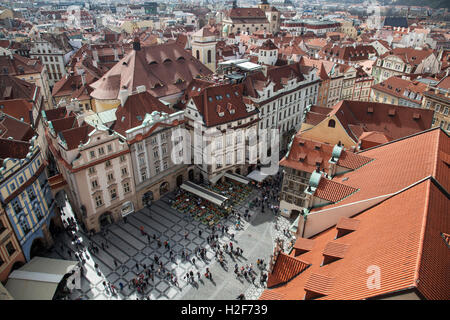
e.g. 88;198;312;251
207;50;212;63
196;50;200;60
328;119;336;128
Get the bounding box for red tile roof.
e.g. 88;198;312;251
314;178;359;203
261;176;449;300
280;137;334;174
112;91;174;136
90;42;212;101
191;82;258;127
59;124;94;150
0;99;33;124
336;150;373;170
267;252;310;288
329;100;434;146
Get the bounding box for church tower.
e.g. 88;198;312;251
259;0;270;12
191;27;217;73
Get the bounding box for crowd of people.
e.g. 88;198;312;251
58;170;288;300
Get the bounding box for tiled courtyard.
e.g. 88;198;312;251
45;182;296;300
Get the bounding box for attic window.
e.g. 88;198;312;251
367;107;374;113
293;238;314;256
122;61;128;66
234;91;239;96
298;139;305;146
175;78;184;84
321;242;350;266
328;119;335;128
149;61;158;65
336;217;360;239
208;97;213;102
413;113;421;120
136;115;143;121
314;144;321;150
177;56;185;61
388;108;396;116
192;86;196;91
121;116;125;122
163;58;172;63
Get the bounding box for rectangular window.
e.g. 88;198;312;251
98;147;105;155
107;173;114;182
123;182;130;193
27;188;36;201
107;144;112;152
6;241;15;256
0;220;6;234
162;145;167;155
138;154;145;166
12;201;21;214
110;188;117;200
121;167;128;176
163;161;168;170
137;143;143;152
88;167;96;175
151;137;157;145
95;195;103;207
90;151;95;159
105;160;111;168
141;169;147;181
153;150;159;158
120;155;126;162
91;180;98;188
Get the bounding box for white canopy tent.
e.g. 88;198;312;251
180;181;229;207
5;257;79;300
246;169;272;183
224;172;251;185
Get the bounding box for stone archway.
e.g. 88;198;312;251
176;175;183;187
235;168;241;175
30;238;47;260
188;169;194;182
98;211;113;228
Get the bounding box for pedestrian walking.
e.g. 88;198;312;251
192;257;195;265
198;230;202;238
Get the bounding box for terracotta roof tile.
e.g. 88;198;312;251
323;241;350;259
280;138;334;174
261;175;449;300
304;273;336;296
336;217;360;232
314;178;359;203
336;150;373;170
90;42;212;100
293;238;315;255
267;252;310;288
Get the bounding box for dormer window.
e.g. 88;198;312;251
321;242;350;266
328;119;335;128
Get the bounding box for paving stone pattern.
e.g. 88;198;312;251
47;178;296;300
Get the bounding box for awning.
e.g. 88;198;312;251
247;170;272;182
180;181;228;206
209;172;224;185
224;172;250;185
5;257;78;300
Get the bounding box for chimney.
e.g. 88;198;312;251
77;68;86;86
118;89;129;106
